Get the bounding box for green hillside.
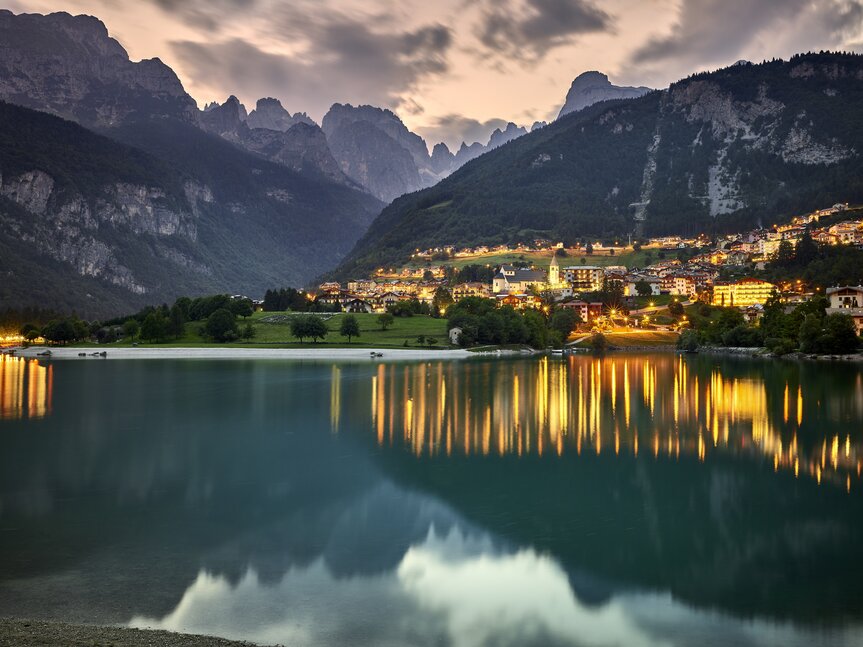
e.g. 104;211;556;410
333;53;863;280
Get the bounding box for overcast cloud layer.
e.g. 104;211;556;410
14;0;863;147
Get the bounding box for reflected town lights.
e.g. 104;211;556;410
0;355;53;420
340;356;863;491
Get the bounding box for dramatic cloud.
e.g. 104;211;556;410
16;0;863;146
148;0;257;31
632;0;863;67
415;114;510;149
171;8;452;119
473;0;612;63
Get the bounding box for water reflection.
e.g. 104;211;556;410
1;357;863;646
0;355;52;419
353;356;863;490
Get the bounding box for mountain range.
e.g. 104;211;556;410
0;10;381;317
3;9;862;315
333;53;863;279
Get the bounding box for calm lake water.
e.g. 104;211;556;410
2;353;863;647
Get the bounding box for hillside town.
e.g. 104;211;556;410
307;203;863;335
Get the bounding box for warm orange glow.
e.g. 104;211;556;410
1;356;53;420
352;355;861;490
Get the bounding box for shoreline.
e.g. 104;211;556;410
9;346;474;361
0;618;275;647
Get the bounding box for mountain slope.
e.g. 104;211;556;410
333;54;863;279
0;102;382;317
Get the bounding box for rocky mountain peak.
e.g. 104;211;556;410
247;97;315;131
0;10;198;126
199;96;247;140
557;70;650;119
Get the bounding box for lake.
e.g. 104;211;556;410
1;353;863;647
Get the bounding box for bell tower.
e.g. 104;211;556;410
549;254;560;287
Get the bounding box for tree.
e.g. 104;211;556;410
798;314;823;354
580;257;587;265
422;269;435;282
204;308;239;343
585;242;594;255
230;298;254;319
426;337;438;346
241;323;255;339
167;304;187;339
635;280;653;297
549;309;580;339
377;312;394;330
432;287;454;316
677;329;699;352
590;331;607;353
668;301;684;318
140;312;168;342
123;319;140;340
795;229;819;266
307;316;328;343
632;242;642;252
290;316;310;342
340;315;361;343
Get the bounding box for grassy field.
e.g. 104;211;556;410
109;312;450;349
405;247;674;271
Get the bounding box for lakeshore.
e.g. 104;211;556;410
11;346;474;361
0;618;275;647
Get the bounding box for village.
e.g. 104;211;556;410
304;202;863;336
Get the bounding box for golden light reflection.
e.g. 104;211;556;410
0;355;52;420
353;356;863;491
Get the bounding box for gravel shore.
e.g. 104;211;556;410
0;619;280;647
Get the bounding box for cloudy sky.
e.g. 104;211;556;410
11;0;863;147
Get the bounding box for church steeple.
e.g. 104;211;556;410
549;254;560;287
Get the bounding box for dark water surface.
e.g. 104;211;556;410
1;354;863;647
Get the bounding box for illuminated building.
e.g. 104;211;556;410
712;278;776;307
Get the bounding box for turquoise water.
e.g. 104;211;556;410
1;354;862;646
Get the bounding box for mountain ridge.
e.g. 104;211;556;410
331;53;863;280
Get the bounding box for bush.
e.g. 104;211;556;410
721;325;763;348
590;332;607;353
677;329;700;352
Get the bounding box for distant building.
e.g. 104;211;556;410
826;286;863;335
827;286;863;309
452;282;492;300
558;300;603;323
561;265;604;292
493;265;547;294
712;278;776;307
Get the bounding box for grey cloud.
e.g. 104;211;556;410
473;0;612;64
148;0;256;31
631;0;863;66
171;9;452;119
415;114;510;149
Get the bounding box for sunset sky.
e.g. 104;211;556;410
9;0;863;147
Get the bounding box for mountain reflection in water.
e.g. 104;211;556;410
1;356;862;647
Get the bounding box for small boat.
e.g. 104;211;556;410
78;352;87;357
99;351;107;358
37;350;52;357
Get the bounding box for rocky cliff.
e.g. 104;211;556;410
0;100;382;317
199;96;351;185
557;71;650;119
0;10;199;127
246;97;314;131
